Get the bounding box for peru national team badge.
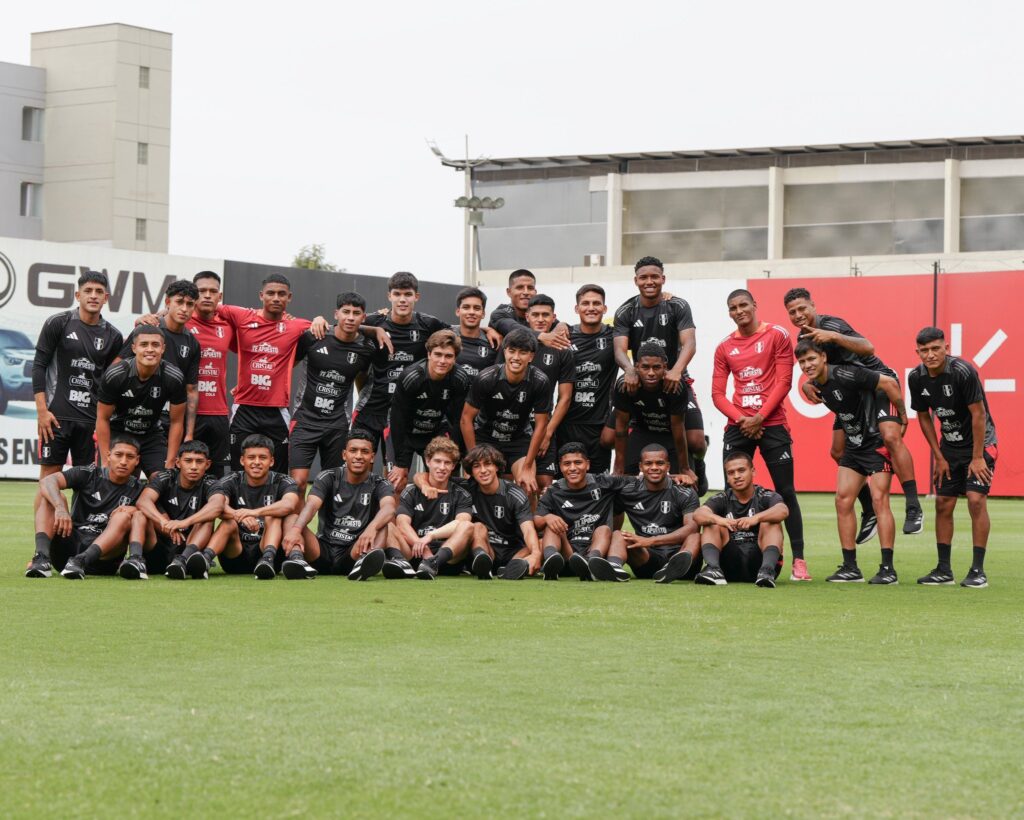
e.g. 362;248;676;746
479;346;488;357
943;384;953;397
659;314;668;326
661;501;672;514
216;326;224;338
597;338;607;350
440;502;450;515
150;386;161;398
180;345;190;357
494;505;504;519
348;352;358;364
360;493;370;505
410;330;420;342
543;353;553;366
94;337;105;351
591;489;601;500
278;322;286;333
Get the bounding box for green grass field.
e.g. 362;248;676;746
1;480;1021;818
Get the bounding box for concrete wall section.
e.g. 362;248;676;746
0;61;46;240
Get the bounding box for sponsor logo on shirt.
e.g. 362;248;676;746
201;347;222;359
70;357;97;371
251;342;280;355
738;366;763;379
251;357;275;372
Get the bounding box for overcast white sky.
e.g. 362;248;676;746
4;1;1022;284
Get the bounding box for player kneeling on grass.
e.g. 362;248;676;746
124;440;220;580
693;451;788;588
534;443;629;582
611;443;701;584
27;435;144;579
203;434;302;580
385;437;474;580
796;339;906;584
282;431;396;581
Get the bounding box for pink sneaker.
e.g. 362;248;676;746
790;558;812;582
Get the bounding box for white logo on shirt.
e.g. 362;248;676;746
67;331;79;340
561;500;573;508
315;347;328;355
921;388;930;396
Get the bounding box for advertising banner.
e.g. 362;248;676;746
0;238;223;478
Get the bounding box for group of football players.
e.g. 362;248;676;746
24;256;997;588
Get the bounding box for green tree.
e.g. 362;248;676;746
292;243;343;272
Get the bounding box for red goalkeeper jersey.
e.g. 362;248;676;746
712;322;794;429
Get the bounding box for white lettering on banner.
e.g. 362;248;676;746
788;364;829;420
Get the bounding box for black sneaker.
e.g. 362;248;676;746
568;552;593;581
382;557;415;579
960;568;988;588
25;553;53;578
283;556;317;580
165;556;187;580
903;508;924;535
588;555;626;582
868;564;898;585
502;557;530;580
655;551;693;585
471;550;493;580
118;555;149;580
61;556;86;580
612;564;631;582
917;566;955;586
415;558;438;580
826;564;864;583
186;551;210;580
541;552;564;580
254;557;276;580
855;513;878;545
348;548;385;581
694;566;727;585
755;567;777;588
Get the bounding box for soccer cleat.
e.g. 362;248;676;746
755;568;777;588
186;551;210;580
960;568;988;588
382;557;416;579
789;558;812;582
694;566;727;586
165;556;187;580
655;551;693;584
568;552;593;581
826;564;864;583
415;558;438;580
283;556;317;580
917;566;955;586
612;564;631;582
118;555;149;581
903;508;924;535
502;557;530;580
541;551;564;580
348;548;385;581
25;553;53;578
61;555;87;580
868;564;898;585
588;555;627;582
855;513;878;545
471;550;494;580
253;557;276;580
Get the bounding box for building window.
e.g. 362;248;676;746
20;182;42;218
137;143;149;165
135;218;147;241
21;107;43;141
139;66;150;88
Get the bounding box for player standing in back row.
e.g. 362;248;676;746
614;256;708;492
711;289;809;581
909;327;997;588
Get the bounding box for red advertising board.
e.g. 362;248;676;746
747;271;1024;496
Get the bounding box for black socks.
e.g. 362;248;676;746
761;546;780;571
701;543;721;569
880;548;894;566
972;546;986;570
385;547;404;561
34;532;50;559
434;546;453;567
936;542;952;570
842;547;858;567
902;480;920;511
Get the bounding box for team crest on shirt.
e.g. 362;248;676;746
543;353;553;366
94;337;105;351
479;346;489;357
597;338;607;350
755;341;764;353
118;495;133;506
494;505;504;519
410;330;420;342
442;389;449;400
440;501;450;515
180;345;190;358
591;489;601;500
661;501;672;514
188;497;198;510
943;384;953;397
832;390;843;401
347;352;358;364
278;322;286;333
359;493;370;505
216;326;224;338
658;314;669;326
263;494;274;506
150;386;161;398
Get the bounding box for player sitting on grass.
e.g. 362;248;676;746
909;326;998;588
27;435;144;579
693;451;788;588
611;443;701;584
534;443;629;582
282;430;397;581
125;440;219;580
204;434;302;580
796;339;906;585
385;437;474;580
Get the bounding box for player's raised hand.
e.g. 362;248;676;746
387;466;409;494
801;381;824;405
798;326;835;346
310;316;329;339
484;327;503;349
672;470;697;487
539;325;571;351
134;312;160;327
662;367;684;394
622;367;640;394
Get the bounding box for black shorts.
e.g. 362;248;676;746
289;420;348;472
720;540;782;584
625;429;679;476
492;543;524;570
350;409;387;452
145;536;177;575
937;445;997;497
557;423;611;474
39;420;96;467
51;527;121;575
476;433;531;471
193;414;230;469
415;548;466;576
219;542;262;574
566;523;609;554
723;424;793;466
839;446;892;477
230;405;290;472
311;537;357;575
684;381;704;432
631;545;697;580
107;429;166;478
